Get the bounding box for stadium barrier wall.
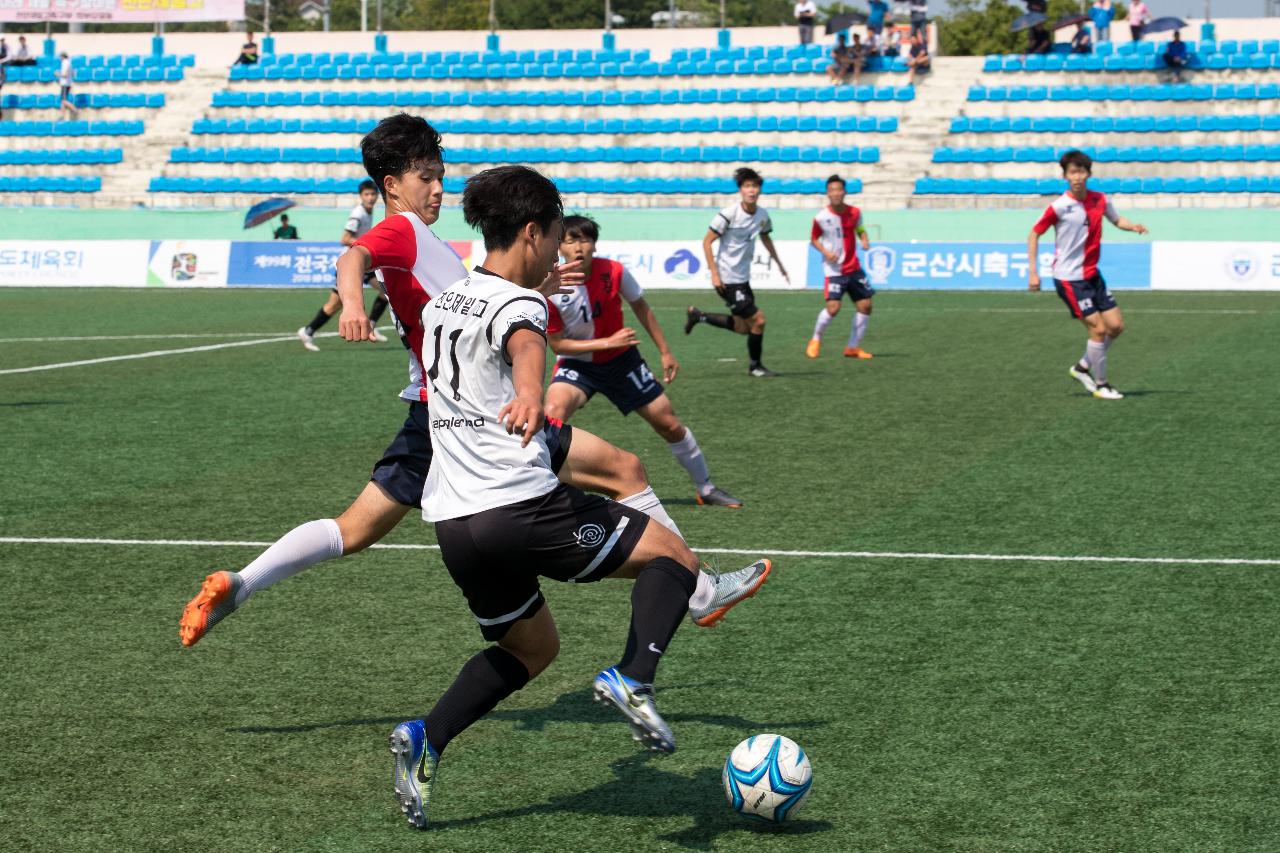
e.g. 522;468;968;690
2;240;1277;290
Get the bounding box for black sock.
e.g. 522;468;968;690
747;332;764;364
618;557;696;685
369;295;389;323
701;312;735;331
425;646;529;756
304;308;332;335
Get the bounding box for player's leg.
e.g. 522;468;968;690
1055;278;1102;393
553;422;684;536
1093;303;1125;399
543;375;590;423
742;301;773;377
297;289;342;351
845;297;874;358
366;275;390;342
686;283;749;336
808;281;842;357
635;394;742;508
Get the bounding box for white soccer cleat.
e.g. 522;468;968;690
369;327;388;343
1093;383;1124;400
297;327;320;352
689;559;772;627
1069;363;1097;393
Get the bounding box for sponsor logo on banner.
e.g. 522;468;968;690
595;240;805;289
1151;242;1280;291
148;241;229;287
864;246;896;286
1225;250;1258;282
0;240;150;287
226;239;473;287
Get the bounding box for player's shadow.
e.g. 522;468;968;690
0;400;70;408
432;751;833;850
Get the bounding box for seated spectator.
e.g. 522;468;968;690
864;28;881;56
1028;23;1052;54
1071;24;1092;53
236;32;259;66
1090;0;1113;43
868;0;888;37
828;34;852;83
887;28;904;58
906;32;930;85
12;36;36;67
1165;30;1189;81
848;32;868;84
1128;0;1150;41
274;214;299;240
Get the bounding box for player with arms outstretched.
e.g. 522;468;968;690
546;214;743;508
807;173;875;359
1028;150;1148;400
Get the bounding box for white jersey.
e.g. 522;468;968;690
709;202;772;283
344;203;375;239
420;270;560;522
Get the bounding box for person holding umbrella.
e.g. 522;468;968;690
1072;24;1093;53
274;214;299;239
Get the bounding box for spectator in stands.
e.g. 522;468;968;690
13;36;36;67
864;28;881;56
794;0;817;45
0;37;8;64
906;32;930;85
1128;0;1150;41
1164;30;1189;82
828;33;852;83
908;0;928;40
887;28;905;57
56;52;77;121
274;214;299;240
1028;22;1052;54
236;32;260;65
848;32;868;84
0;62;5;123
1071;24;1093;53
867;0;889;39
1090;0;1113;43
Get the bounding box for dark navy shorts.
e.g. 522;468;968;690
551;346;664;416
1054;274;1117;319
824;270;875;302
372;403;572;509
718;282;759;319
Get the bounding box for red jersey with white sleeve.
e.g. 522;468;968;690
1032;190;1120;282
545;257;643;364
352;211;465;401
810;204;863;277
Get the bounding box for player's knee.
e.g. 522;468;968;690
825;303;841;317
1108;322;1125;338
502;629;559;677
751;313;767;332
655;417;685;444
861;304;873;316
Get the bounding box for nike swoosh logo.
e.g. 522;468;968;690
648;642;664;654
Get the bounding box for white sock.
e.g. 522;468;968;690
236;518;344;605
1104;336;1115;350
1086;339;1108;384
847;312;869;349
812;309;833;340
689;569;716;610
666;427;713;495
619;487;684;539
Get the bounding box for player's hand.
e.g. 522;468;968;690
1133;223;1149;235
710;274;724;294
538;259;584;297
498;394;544;448
661;351;679;383
824;251;839;265
1028;273;1041;292
339;309;374;341
605;327;640;349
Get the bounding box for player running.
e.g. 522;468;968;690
546;214;743;509
807;174;875;359
296;179;391;351
1028;150;1149;400
685;167;790;378
385;166;769;829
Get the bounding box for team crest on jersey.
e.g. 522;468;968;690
574;523;606;548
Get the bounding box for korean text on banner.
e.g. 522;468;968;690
1150;242;1280;291
226;240;475;287
0;241;151;287
0;0;246;24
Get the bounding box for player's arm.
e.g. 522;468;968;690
340;227;359;247
759;232;790;282
702;229;724;291
857;221;871;252
1108;203;1148;235
499;329;548;448
547;328;640;355
810;222;838;265
336;245;375;340
627;296;679;382
1026;229;1042;291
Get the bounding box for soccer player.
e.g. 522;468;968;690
296;180;390;351
1028;149;1148;400
685;167;790;378
807;174;874;359
385;165;767;829
546;214;743;508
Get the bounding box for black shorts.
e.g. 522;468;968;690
824;270;875;303
1054;274;1117;319
371;403;572;509
60;86;71;101
718;282;759;319
434;483;650;640
551;346;664;416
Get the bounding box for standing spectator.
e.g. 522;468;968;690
1090;0;1113;43
274;214;299;239
0;37;8;64
1165;30;1189;81
867;0;889;39
1128;0;1150;41
13;36;35;67
1071;24;1093;53
794;0;817;45
908;0;928;40
906;32;930;85
56;52;77;121
236;32;260;65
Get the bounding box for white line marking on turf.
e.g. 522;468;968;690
1;536;1275;567
0;328;394;344
0;335;297;375
974;308;1260;316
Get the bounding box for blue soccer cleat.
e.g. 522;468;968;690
592;667;676;754
389;720;438;830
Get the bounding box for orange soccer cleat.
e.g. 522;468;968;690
179;570;242;647
805;339;821;359
843;347;873;359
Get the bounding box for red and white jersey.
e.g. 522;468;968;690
1032;190;1120;281
352;211;466;402
810;204;863;277
545;257;643;364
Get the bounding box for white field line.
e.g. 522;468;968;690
0;536;1275;567
972;308;1261;315
0;327;393;344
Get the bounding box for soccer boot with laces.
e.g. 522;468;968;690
593;667;676;754
696;485;743;508
805;339;821;359
748;364;778;377
296;326;320;352
843;346;873;359
1069;362;1098;392
179;571;242;647
684;306;701;335
389;720;438;830
688;559;772;627
1093;383;1124;400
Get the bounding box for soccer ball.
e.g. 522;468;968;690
722;734;813;823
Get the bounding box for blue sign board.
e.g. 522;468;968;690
227;241;345;287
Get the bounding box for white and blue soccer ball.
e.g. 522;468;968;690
722;734;813;823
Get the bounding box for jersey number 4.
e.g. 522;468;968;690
427;324;463;401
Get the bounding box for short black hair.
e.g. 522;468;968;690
1060;149;1092;174
280;214;289;221
826;173;846;188
463;166;564;252
358;179;377;193
734;167;764;188
562;213;599;243
359;114;444;199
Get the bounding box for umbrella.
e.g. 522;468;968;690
1141;16;1187;35
1053;12;1090;30
1011;11;1047;32
243;197;295;229
826;11;869;35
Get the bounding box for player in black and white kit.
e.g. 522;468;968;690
384;166;772;830
296;179;391;351
686;167;790;377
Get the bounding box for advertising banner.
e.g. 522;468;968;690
0;0;245;24
0;240;150;287
226;239;475;287
596;240;809;290
805;242;1154;290
147;240;229;287
1150;242;1280;291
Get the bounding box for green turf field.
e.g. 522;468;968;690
2;287;1279;851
